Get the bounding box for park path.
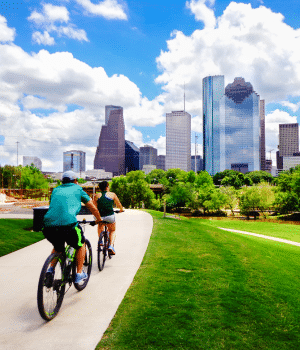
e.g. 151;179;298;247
218;227;300;246
0;209;153;350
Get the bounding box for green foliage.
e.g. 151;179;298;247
221;172;252;189
146;169;167;184
219;186;238;215
239;183;275;218
166;183;192;211
20;165;49;189
245;170;274;184
0;165;48;189
110;176;131;208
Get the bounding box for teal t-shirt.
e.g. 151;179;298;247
43;183;91;227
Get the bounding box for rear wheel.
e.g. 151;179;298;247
73;239;92;291
37;253;65;321
97;234;107;271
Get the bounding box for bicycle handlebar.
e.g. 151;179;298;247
78;210;124;226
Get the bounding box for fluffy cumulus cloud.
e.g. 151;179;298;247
0;19;164;170
186;0;216;29
28;3;88;44
0;15;15;42
156;1;300;156
75;0;127;20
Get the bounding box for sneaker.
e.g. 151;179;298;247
45;267;54;288
75;271;88;283
108;245;116;255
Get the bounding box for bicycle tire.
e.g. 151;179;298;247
37;253;65;321
97;234;107;271
73;239;92;291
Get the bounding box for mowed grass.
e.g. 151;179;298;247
0;219;44;257
97;211;300;350
201;217;300;243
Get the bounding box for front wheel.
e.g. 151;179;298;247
37;253;65;321
73;239;92;291
97;234;107;271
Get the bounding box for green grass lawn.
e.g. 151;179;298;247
201;217;300;243
0;219;44;257
97;211;300;350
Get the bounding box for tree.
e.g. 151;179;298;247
110;176;131;208
239;183;275;218
246;170;274;184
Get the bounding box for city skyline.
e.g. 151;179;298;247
1;1;300;171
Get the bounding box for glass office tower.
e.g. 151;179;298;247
202;75;224;175
63;150;86;173
203;76;261;175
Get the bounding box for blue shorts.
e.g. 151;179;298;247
101;214;115;224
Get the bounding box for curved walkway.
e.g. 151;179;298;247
0;209;153;350
218;227;300;246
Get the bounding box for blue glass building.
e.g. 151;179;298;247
203;76;262;175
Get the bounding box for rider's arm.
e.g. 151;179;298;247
85;200;102;223
113;193;124;212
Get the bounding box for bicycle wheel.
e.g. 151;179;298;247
37;253;65;321
97;234;107;271
73;239;92;291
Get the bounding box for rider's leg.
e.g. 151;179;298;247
107;222;116;246
75;244;86;274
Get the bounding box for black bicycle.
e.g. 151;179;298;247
97;210;121;271
37;220;95;321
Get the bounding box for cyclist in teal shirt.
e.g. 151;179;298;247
43;171;102;283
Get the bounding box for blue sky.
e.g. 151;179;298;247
1;0;300;171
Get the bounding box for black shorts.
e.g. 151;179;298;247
43;224;85;253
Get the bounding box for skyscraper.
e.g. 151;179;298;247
125;140;140;173
139;145;157;170
105;105;122;125
277;123;299;171
63;150;85;173
166;111;191;171
157;155;166;171
94;107;125;176
279;123;299;156
203;76;263;175
260;100;266;171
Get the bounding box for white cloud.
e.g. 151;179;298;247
280;101;300;113
0;15;15;42
0;42;166;170
28;4;70;25
186;0;216;29
32;31;55;46
156;2;300;105
75;0;127;20
28;3;88;43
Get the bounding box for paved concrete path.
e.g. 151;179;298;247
218;227;300;246
0;210;153;350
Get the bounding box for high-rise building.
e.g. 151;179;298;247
203;76;263;175
260;100;266;171
166;111;191;171
157;155;166;171
139;145;157;170
277;123;299;171
23;156;42;170
63;150;85;173
279;123;299;157
94;107;125;176
105;105;122;125
191;155;203;172
125;140;140;173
